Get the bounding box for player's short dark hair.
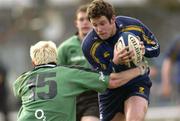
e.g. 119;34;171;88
75;4;89;35
75;4;89;20
87;0;115;21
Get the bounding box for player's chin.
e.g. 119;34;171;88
99;35;109;40
97;32;107;38
82;29;90;35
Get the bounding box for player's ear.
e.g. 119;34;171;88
32;61;36;67
111;15;116;23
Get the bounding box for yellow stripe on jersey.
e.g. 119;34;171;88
121;25;156;46
90;41;107;70
143;34;156;45
121;25;143;33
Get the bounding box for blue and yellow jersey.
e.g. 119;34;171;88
82;16;160;84
165;38;180;62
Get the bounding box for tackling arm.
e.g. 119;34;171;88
108;62;148;88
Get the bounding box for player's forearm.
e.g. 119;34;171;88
108;67;141;88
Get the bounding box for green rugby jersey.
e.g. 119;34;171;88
57;35;90;67
13;64;109;121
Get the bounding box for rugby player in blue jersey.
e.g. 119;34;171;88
82;0;160;121
161;37;180;102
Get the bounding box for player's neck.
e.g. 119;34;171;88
78;32;86;42
111;23;117;37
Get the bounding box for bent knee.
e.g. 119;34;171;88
81;116;99;121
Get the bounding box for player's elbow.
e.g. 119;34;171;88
145;47;160;58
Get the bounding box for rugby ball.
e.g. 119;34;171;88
116;32;143;67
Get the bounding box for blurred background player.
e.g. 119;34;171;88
0;60;9;121
161;36;180;104
13;40;146;121
57;5;100;121
82;0;160;121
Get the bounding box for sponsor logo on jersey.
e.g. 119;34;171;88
99;71;105;82
139;86;145;94
103;51;110;58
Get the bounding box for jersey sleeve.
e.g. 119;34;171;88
119;16;160;58
138;20;160;58
65;67;109;93
57;43;67;65
13;72;29;98
13;80;19;98
82;38;111;74
82;33;102;71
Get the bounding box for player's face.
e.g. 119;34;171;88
90;16;116;40
76;12;92;36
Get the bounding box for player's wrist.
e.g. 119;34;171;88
137;61;148;75
138;66;145;75
112;57;119;65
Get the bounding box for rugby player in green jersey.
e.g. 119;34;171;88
57;5;100;121
13;41;147;121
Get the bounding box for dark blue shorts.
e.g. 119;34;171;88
99;78;152;121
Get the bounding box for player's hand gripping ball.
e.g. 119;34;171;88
115;32;143;67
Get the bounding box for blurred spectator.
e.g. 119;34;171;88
0;60;9;121
161;36;180;103
57;5;100;121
